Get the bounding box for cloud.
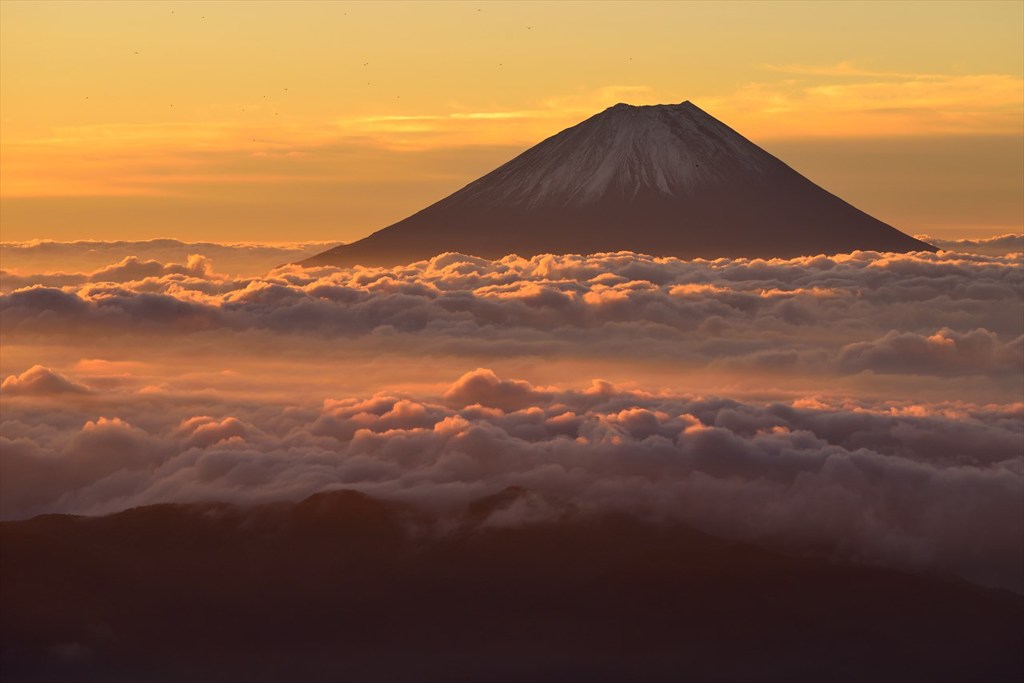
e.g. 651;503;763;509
701;66;1024;138
1;239;336;278
917;233;1024;257
2;248;1020;592
66;417;157;477
838;328;1023;377
1;365;91;396
1;368;1020;594
2;249;1021;383
88;254;214;282
758;61;928;78
444;368;553;411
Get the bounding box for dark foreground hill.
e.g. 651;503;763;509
2;489;1021;683
304;102;934;268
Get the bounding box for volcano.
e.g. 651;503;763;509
304;101;934;267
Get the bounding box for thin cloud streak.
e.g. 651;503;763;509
703;69;1023;138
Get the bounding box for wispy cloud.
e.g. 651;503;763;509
330;86;655;150
704;63;1023;138
758;61;930;79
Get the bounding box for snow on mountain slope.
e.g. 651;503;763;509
448;102;784;209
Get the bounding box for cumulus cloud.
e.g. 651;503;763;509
2;368;1021;593
838;328;1024;376
89;254;215;283
444;368;553;411
0;254;217;291
1;365;91;396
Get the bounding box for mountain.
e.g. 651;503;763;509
3;490;1022;682
303;101;934;268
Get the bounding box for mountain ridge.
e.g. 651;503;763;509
304;101;935;268
4;489;1021;682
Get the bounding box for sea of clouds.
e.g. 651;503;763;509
2;365;1021;592
2;237;1022;592
2;245;1022;381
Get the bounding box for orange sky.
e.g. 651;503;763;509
1;0;1022;242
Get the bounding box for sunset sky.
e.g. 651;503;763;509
2;0;1021;243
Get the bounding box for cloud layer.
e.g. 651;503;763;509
3;247;1021;592
3;249;1022;387
2;365;1021;593
919;233;1024;256
1;239;335;278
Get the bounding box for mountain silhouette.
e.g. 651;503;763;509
3;490;1021;682
304;101;934;268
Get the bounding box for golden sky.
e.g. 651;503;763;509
1;0;1022;242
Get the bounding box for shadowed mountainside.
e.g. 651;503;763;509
2;489;1021;683
304;102;934;268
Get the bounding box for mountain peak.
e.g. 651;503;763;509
608;100;695;110
443;98;782;210
303;100;935;268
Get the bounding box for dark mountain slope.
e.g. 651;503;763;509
2;490;1021;683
